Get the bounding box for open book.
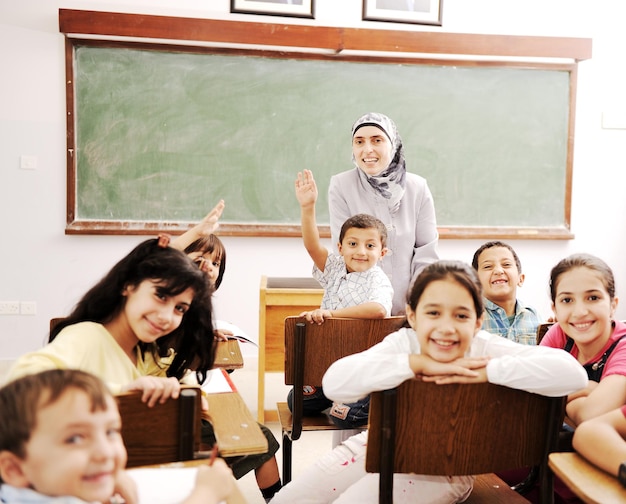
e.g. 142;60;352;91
215;320;258;347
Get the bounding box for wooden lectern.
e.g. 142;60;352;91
257;276;323;422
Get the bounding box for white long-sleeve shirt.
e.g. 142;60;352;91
323;328;588;403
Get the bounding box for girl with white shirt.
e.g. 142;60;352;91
270;260;588;504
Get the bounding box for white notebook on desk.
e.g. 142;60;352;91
127;466;226;504
201;368;236;394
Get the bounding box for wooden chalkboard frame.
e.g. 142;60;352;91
60;9;592;239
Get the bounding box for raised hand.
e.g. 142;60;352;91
195;199;225;237
170;199;225;251
295;169;318;208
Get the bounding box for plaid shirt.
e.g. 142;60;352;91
313;253;393;316
481;298;541;346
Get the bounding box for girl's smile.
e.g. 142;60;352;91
430;338;459;348
144;315;170;336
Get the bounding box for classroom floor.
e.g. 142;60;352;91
236;423;333;503
225;356;334;503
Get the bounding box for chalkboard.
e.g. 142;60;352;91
68;42;574;238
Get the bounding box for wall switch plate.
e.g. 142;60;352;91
20;301;37;315
20;155;38;170
0;301;20;315
602;110;626;130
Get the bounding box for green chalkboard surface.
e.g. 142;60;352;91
69;43;573;237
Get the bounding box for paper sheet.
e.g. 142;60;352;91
127;466;217;504
201;368;235;394
215;320;258;347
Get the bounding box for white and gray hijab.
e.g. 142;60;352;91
351;112;406;214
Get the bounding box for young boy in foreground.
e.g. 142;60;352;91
0;369;234;504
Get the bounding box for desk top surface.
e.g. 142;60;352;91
263;276;323;290
204;392;267;458
549;452;626;504
214;339;244;369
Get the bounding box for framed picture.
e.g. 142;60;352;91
231;0;314;19
363;0;442;26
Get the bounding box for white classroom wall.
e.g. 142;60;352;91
1;0;625;366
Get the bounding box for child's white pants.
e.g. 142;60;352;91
271;431;474;504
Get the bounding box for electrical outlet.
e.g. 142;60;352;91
20;301;37;315
20;155;38;170
0;301;20;315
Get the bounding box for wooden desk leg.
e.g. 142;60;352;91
258;287;267;423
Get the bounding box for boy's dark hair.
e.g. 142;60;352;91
0;369;112;471
549;253;615;303
471;241;522;273
49;239;216;383
407;260;484;318
339;214;388;248
184;234;227;290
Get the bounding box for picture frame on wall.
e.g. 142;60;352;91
363;0;442;26
231;0;315;19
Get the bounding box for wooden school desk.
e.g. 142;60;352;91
257;276;323;422
204;392;267;457
203;369;268;457
214;339;244;370
549;452;626;504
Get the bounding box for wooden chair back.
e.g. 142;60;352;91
117;386;202;468
284;315;406;388
367;380;565;504
49;317;65;332
278;315;405;483
537;322;554;344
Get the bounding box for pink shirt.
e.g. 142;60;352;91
540;320;626;380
